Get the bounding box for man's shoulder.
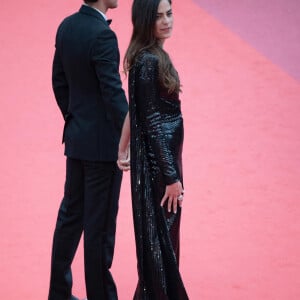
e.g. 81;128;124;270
62;11;79;23
57;10;109;37
56;11;78;33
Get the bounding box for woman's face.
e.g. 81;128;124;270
154;0;173;43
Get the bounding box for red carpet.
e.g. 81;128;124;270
1;0;300;299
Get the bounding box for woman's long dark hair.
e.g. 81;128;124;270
124;0;181;94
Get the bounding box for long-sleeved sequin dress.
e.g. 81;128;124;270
129;51;189;300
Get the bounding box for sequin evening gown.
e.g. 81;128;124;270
129;51;189;300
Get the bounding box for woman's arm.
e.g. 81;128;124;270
136;53;183;213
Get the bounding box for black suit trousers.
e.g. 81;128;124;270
48;157;122;300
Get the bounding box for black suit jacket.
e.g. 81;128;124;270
52;5;128;161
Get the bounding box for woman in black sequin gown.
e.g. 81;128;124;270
118;0;189;299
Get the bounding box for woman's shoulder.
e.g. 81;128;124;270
135;50;158;68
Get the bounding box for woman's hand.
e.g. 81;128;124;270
160;181;184;214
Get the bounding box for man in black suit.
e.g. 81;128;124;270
48;1;128;299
